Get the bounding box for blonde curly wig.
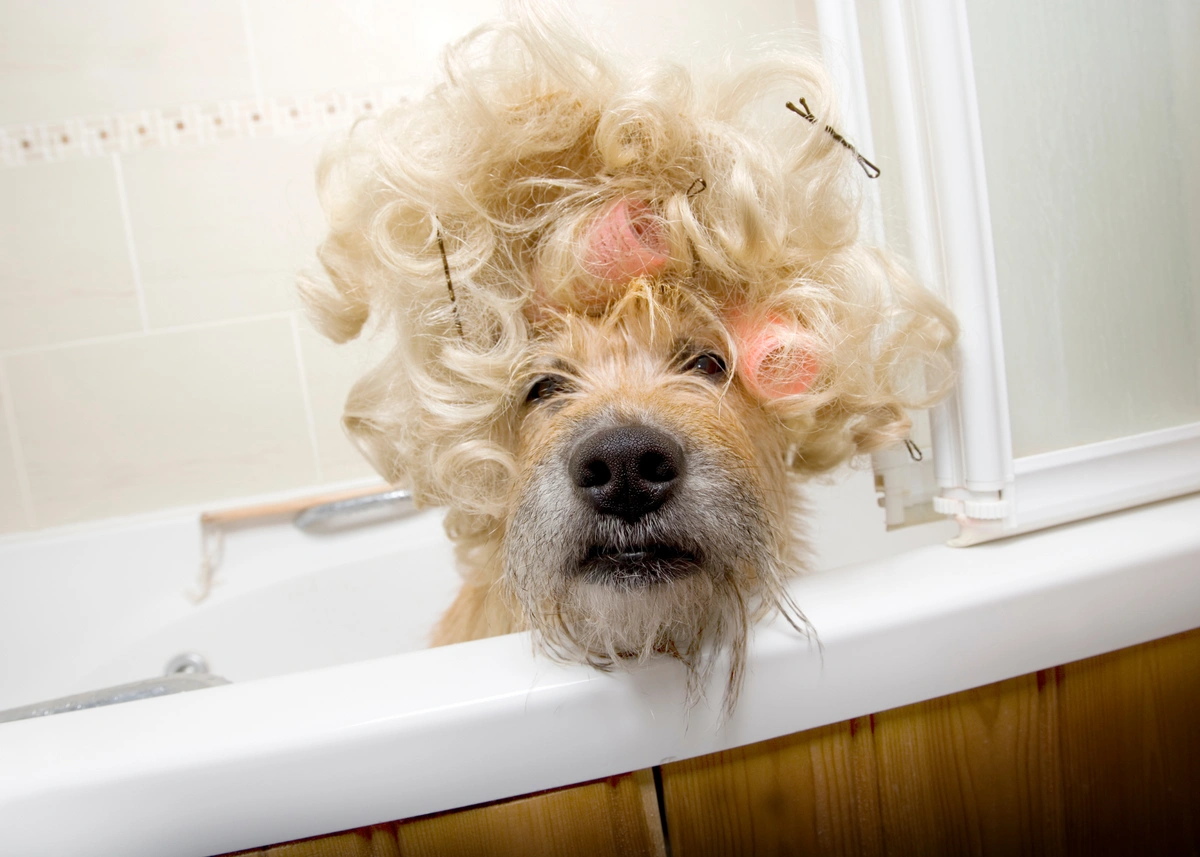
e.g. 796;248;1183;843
300;6;956;672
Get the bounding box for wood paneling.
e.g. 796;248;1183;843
1056;629;1200;855
396;769;663;857
230;824;400;857
660;628;1200;857
225;770;664;857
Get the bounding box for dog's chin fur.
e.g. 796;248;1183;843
520;551;809;715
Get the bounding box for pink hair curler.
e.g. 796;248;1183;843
732;312;820;400
582;198;669;283
524;198;668;319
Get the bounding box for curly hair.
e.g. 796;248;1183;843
299;6;956;553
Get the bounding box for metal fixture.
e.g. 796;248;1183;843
164;652;210;676
293;487;414;532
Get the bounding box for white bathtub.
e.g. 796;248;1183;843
2;476;1199;857
0;503;460;714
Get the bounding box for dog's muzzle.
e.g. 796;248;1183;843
568;424;702;586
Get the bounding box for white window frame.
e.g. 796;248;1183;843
827;0;1200;545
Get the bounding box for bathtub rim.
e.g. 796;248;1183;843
1;490;1199;857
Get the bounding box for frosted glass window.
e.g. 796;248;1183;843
965;0;1200;458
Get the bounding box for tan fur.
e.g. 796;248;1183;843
431;583;521;645
426;282;808;711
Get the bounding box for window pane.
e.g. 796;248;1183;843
965;0;1200;458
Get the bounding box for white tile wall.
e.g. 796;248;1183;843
247;0;813;98
295;324;390;484
0;0;821;535
0;367;33;533
246;0;503;96
0;158;143;350
6;318;316;528
0;1;256;125
576;0;809;57
121;135;327;328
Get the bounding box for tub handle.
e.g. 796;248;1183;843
293;487;415;532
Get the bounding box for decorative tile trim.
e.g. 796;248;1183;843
0;88;411;168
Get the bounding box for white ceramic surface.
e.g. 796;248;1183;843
0;503;457;712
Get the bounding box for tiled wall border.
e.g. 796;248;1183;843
0;88;409;169
0;84;414;530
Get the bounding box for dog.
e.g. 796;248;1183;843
300;8;956;711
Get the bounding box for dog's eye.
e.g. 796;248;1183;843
526;374;565;404
684;353;727;378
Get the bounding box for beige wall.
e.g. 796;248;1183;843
0;0;817;535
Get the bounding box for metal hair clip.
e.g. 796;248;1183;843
686;177;708;197
904;438;924;462
785;98;881;179
436;225;464;338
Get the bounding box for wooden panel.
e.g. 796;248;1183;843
657;718;883;856
223;770;664;857
661;628;1200;857
1056;629;1200;855
255;824;400;857
397;769;663;857
868;670;1066;856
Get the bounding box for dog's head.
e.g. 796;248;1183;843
506;283;802;704
300;10;956;709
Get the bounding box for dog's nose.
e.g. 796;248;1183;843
569;425;685;521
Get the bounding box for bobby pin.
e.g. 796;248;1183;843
686;177;708;197
785;98;881;179
436;224;464;338
904;438;923;461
